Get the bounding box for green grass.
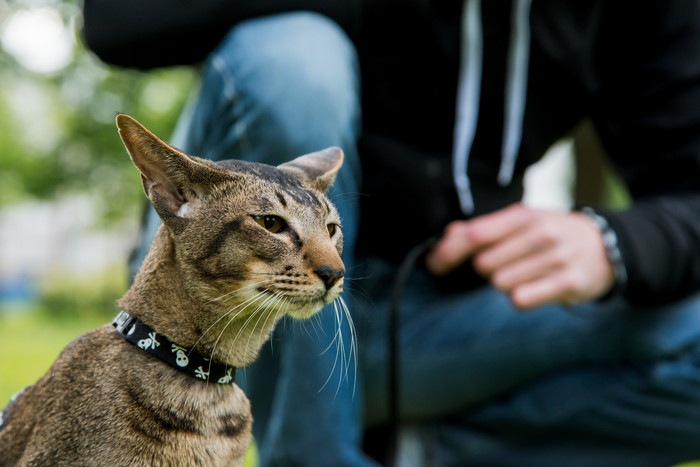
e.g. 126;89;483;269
0;306;108;407
1;267;126;405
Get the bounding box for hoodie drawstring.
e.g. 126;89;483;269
453;0;533;215
452;0;483;215
499;0;533;186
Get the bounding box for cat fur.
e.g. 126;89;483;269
0;114;345;466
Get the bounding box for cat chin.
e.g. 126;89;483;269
286;293;341;320
283;298;329;320
287;304;325;320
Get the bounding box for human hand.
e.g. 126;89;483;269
425;204;615;309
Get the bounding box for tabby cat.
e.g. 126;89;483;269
0;114;346;466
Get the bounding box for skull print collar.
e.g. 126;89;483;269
112;310;236;385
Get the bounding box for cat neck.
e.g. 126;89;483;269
117;228;283;368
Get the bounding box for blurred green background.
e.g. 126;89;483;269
0;0;195;406
0;6;258;462
0;2;690;466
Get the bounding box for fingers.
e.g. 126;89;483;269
425;221;473;275
485;210;615;309
509;270;591;309
427;205;616;309
488;246;563;291
426;204;530;275
490;248;596;309
481;237;580;309
473;221;557;276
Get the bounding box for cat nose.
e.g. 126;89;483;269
315;265;345;289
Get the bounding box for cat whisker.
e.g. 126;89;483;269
265;302;287;355
340;280;373;310
316;296;358;398
343;261;368;277
206;289;274;368
331;190;364;203
259;295;288;348
207;283;257;304
319;315;342;356
301;312;323;341
333;300;351;396
224;290;284;361
242;293;286;358
200;278;276;337
205;296;269;380
206;278;274;305
191;287;271;358
318;336;343;396
237;293;287;360
257;296;289;355
337;296;358;396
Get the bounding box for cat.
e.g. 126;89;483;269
0;114;347;466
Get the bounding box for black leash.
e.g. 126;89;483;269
386;238;438;466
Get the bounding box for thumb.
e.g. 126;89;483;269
425;221;474;275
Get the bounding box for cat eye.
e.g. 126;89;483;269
254;215;286;233
327;223;338;238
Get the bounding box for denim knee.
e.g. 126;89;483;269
614;292;700;360
203;12;361;158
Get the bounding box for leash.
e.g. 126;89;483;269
386;237;438;466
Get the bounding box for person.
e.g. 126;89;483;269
83;1;700;465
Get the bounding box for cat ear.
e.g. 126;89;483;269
278;147;344;193
116;114;224;231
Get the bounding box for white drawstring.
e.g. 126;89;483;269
452;0;532;214
452;0;482;215
499;0;533;186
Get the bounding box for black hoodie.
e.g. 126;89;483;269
83;0;700;306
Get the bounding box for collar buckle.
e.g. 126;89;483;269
113;310;136;334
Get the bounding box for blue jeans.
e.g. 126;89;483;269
130;12;700;466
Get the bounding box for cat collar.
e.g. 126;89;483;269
112;310;236;385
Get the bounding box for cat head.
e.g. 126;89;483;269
116;114;345;320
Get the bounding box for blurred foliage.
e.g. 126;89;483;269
37;265;126;319
0;0;197;224
0;6;260;464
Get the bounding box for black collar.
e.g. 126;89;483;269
112;310;236;384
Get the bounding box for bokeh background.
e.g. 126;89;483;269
0;0;624;414
0;0;196;406
0;0;585;409
4;2;690;467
